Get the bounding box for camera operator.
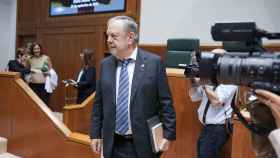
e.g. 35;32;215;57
189;49;237;158
255;89;280;157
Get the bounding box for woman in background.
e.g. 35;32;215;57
27;43;53;105
72;48;96;104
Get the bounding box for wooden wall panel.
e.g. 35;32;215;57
17;0;40;22
17;0;41;35
38;27;103;111
139;44;166;60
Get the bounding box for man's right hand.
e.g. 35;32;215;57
91;139;103;154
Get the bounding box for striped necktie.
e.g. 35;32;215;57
115;59;130;135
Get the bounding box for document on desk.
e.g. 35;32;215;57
147;116;163;153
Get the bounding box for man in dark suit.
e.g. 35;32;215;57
90;16;176;158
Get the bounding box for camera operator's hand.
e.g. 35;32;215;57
203;85;222;106
255;89;280;128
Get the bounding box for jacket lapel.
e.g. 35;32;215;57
108;57;118;106
130;49;146;106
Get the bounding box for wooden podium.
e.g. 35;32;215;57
62;81;78;105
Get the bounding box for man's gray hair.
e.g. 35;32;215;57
108;16;139;43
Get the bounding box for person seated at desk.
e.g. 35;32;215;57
69;48;96;104
8;48;31;81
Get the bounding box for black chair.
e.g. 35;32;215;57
165;38;200;68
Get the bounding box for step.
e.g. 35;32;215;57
0;137;7;154
0;153;21;158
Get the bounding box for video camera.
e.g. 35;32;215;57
186;22;280;92
185;22;280;136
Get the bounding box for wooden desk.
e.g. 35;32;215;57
163;68;202;158
231;120;256;158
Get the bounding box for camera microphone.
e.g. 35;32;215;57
211;22;257;42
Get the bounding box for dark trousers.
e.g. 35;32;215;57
112;134;138;158
29;83;50;106
197;124;230;158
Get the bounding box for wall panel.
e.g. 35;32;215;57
38;27;102;111
17;0;41;35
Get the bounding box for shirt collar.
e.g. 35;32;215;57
116;47;138;66
126;47;137;61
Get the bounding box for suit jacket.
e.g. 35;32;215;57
90;48;176;158
76;66;96;104
8;60;31;79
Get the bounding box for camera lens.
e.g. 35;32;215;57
199;52;280;92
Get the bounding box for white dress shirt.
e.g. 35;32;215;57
189;84;237;124
77;69;84;82
115;47;138;134
269;128;280;157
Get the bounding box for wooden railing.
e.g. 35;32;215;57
0;72;97;158
63;92;95;134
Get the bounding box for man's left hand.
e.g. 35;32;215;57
159;138;170;152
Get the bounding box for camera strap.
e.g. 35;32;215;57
202;86;217;124
223;90;237;135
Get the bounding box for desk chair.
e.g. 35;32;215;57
165;38;200;68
